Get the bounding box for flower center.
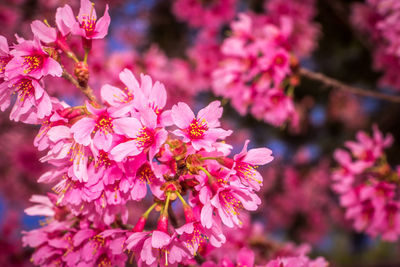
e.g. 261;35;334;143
23;54;44;74
188;119;208;139
13;78;34;102
150;102;162;116
91;235;106;254
135;127;154;149
95;150;112;168
220;191;243;216
235;162;261;184
274;54;286;66
137;164;155;184
95;115;114;135
81;5;97;37
187;224;208;251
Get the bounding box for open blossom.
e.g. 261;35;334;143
5;38;62;80
71;0;110;39
221;139;273;191
332;125;400;241
110;108;168;162
171;101;232;151
0;76;52;121
71;102;135;151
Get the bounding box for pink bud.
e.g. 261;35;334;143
157;214;169;233
132;216;147;232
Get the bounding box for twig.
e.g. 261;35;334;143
61;68;98;104
299;68;400;103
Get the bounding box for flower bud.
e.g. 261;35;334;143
132;216;147;232
74;61;89;87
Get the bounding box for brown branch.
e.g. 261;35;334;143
299;68;400;104
61;68;98;105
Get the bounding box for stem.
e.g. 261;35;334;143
176;191;188;206
198;166;214;182
299;68;400;103
143;202;158;219
84;49;89;64
61;67;99;104
163;191;171;216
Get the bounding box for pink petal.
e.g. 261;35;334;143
71;117;96;146
171;102;195;129
197;100;223;128
56;5;76;36
151;231;171;248
244;147;274;165
93;5;110;39
113;117;142;138
78;0;97;22
31;20;57;43
110;140;141;162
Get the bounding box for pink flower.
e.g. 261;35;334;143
171;101;232;151
127;162;164;201
198;167;262;228
5;38;62;80
125;231;191;266
71;103;132;151
230;140;274;191
110;108;168;162
0;76;52;121
72;0;111;39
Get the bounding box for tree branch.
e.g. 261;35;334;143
299;68;400;103
61;68;99;105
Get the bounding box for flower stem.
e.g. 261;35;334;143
198;166;214;183
143;202;158;219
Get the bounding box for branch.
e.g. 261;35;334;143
299;68;400;104
61;68;99;105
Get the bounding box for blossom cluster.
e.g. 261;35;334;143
332;125;400;241
352;0;400;90
0;1;282;266
212;13;299;127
